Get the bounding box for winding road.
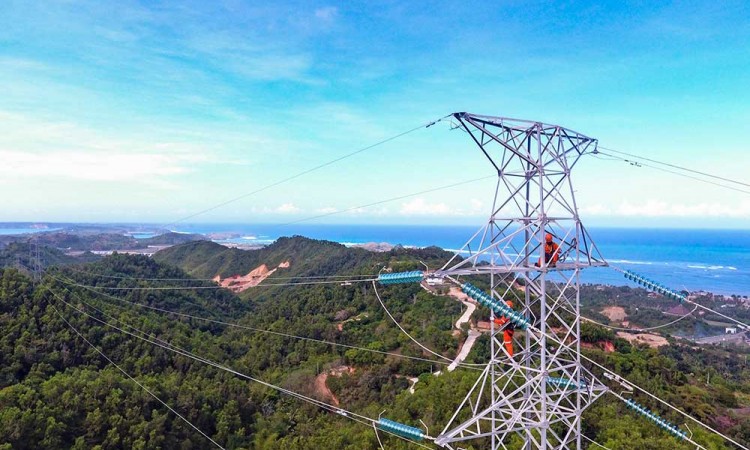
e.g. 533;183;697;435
446;286;479;372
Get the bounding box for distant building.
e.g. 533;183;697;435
726;327;738;334
426;276;444;286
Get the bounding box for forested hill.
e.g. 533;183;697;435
154;236;451;281
1;231;206;252
0;239;748;449
0;242;99;274
0;242;473;449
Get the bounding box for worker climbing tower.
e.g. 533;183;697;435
432;113;609;449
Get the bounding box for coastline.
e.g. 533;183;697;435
1;223;748;296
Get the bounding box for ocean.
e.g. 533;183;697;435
168;224;750;297
2;223;748;296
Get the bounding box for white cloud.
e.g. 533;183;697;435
339;206;389;216
249;203;304;215
315;206;338;214
276;203;302;214
397;198;491;217
364;206;390;216
579;204;614;216
0;112;212;185
400;198;453;216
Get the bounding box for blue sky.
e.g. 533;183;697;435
1;1;749;228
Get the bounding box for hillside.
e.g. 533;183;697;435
29;232;138;251
580;284;750;343
0;242;470;449
139;232;208;246
1;231;206;252
0;238;748;449
154;236;375;280
0;242;100;274
154;236;452;282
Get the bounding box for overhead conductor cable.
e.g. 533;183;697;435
50;289;436;448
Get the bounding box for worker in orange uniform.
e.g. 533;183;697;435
493;299;516;357
534;233;560;268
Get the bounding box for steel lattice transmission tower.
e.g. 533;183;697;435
433;113;609;450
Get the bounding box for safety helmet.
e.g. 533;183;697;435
545;233;553;242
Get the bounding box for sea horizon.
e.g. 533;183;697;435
2;220;750;231
2;222;749;297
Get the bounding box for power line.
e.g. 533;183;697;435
595;151;750;195
599;146;750;188
685;299;750;331
478;292;745;449
534;321;735;448
581;434;613;450
279;174;496;226
66;266;378;282
57;266;750;449
423;283;733;447
67;266;724;449
373;422;386;450
44;117;749;447
580;305;698;333
582;349;746;449
609;265;750;332
80;262;724;450
51;288;437;449
607;390;707;450
57;277;377;291
52;275;481;370
469;261;748;447
580;267;750;449
52;290;369;419
164;116;450;228
34;110;748;448
373;280;462;364
50;303;225;449
66;174;496;285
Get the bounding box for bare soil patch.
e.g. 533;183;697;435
601;306;627;323
616;332;668;348
314;373;339;406
214;260;290;292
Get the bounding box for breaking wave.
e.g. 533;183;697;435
687;265;737;271
606;259;655;265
